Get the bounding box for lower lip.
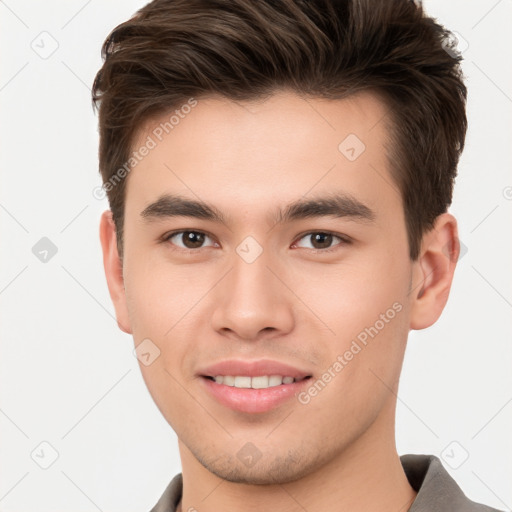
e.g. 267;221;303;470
200;376;312;414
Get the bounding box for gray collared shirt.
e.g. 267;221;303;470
149;454;503;511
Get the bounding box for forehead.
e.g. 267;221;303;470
125;90;400;225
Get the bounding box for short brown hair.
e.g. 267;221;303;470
92;0;467;260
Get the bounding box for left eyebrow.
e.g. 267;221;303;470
273;193;376;225
140;192;376;226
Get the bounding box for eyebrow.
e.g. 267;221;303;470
140;192;376;226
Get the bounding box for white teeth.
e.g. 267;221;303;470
268;375;283;387
234;376;252;388
212;375;297;389
251;376;269;389
223;375;235;386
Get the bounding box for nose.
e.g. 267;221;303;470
210;247;295;342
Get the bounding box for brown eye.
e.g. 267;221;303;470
165;230;215;250
294;231;349;252
310;232;334;249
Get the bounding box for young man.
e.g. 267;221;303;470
93;0;502;510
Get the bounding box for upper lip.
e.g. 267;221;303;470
198;359;312;380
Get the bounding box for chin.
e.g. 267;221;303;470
197;446;325;485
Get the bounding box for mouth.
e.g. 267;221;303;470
197;359;314;413
199;373;313;414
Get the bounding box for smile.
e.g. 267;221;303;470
201;374;312;414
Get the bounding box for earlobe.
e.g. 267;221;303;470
409;213;460;330
99;210;132;334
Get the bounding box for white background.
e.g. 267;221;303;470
0;1;511;511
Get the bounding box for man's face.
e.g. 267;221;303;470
116;91;417;483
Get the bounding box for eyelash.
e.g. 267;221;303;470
160;229;351;254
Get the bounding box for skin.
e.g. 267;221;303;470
100;90;460;512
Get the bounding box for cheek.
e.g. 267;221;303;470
124;255;208;337
123;259;206;429
294;254;409;338
123;255;224;391
295;295;409;436
294;251;411;395
137;361;214;442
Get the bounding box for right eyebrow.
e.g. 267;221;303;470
141;194;226;223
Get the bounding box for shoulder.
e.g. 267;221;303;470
149;473;183;512
401;454;504;512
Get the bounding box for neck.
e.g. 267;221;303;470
176;400;416;512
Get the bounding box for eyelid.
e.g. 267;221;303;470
292;230;352;252
161;229;218;250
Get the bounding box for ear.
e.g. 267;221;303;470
99;210;132;334
409;213;460;330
